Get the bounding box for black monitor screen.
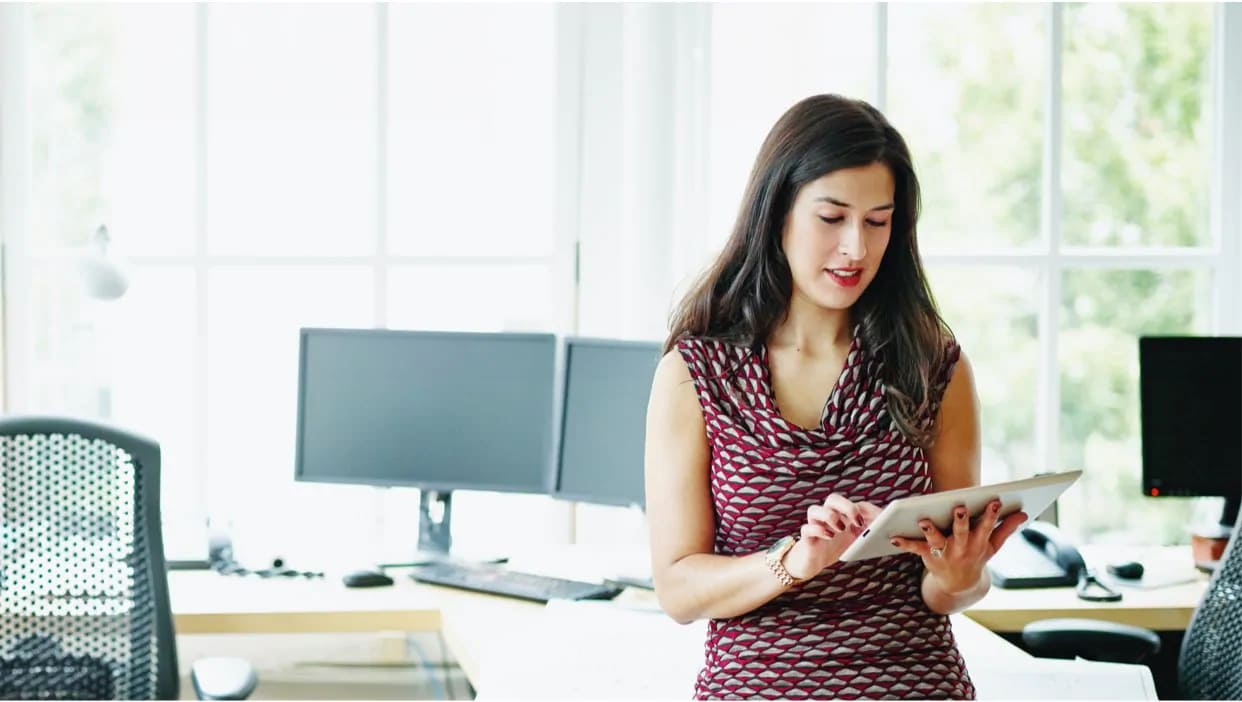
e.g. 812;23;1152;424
1139;336;1242;499
295;328;557;494
554;338;662;507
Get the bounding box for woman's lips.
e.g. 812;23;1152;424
825;268;862;288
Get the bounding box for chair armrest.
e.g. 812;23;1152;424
190;657;258;700
1021;617;1161;664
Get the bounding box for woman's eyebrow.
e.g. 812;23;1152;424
814;196;895;212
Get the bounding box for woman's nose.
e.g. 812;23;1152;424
838;223;867;260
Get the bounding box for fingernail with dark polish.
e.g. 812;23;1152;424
890;539;900;547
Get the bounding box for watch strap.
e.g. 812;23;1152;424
765;536;800;586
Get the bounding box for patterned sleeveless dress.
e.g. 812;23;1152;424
675;332;974;700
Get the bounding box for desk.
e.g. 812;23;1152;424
966;576;1206;632
966;546;1209;633
170;548;1209;638
168;571;1030;696
170;571;442;635
167;570;1157;699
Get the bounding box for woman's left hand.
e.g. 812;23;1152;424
891;499;1027;594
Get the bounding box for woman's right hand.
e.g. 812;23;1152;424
785;494;883;580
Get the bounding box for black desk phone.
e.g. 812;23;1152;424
988;520;1121;602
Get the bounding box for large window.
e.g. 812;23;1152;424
5;3;1239;554
707;3;877;250
10;3;571;563
700;3;1228;545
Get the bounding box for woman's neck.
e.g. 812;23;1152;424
767;292;852;356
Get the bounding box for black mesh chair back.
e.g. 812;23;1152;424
1179;509;1242;699
0;417;178;700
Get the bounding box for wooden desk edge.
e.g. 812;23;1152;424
964;606;1196;633
174;610;442;635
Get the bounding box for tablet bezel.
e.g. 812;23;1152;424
836;470;1082;562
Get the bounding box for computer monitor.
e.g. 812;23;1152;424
553;337;662;508
295;328;558;558
1139;336;1242;529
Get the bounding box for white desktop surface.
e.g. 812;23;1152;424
167;543;1174;700
470;599;1155;700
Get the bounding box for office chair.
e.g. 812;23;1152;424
1020;509;1242;699
0;416;257;700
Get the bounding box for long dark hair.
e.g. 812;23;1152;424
665;94;952;447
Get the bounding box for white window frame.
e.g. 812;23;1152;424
912;4;1242;481
673;3;1240;487
3;2;1240;547
0;3;581;550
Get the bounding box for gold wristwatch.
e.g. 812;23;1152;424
764;535;802;586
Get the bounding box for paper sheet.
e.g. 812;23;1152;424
971;657;1158;700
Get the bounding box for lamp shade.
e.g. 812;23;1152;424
78;224;129;300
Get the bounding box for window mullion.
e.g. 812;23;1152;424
1213;3;1242;334
0;4;31;412
1037;2;1063;480
556;3;586;337
875;2;888;111
375;3;389;329
194;2;211;541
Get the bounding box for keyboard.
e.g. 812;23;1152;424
407;561;623;603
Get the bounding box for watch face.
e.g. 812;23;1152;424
766;535;793;556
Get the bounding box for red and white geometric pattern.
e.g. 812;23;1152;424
676;333;973;700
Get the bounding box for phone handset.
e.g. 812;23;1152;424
1020;520;1086;576
1020;520;1121;602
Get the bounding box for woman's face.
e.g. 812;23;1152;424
780;162;895;311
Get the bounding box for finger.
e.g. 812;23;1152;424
972;500;1003;549
824;493;866;529
808;505;849;533
801;522;833;542
988;512;1028;554
856;501;884;524
918;519;947;550
976;500;1002;531
891;536;931;560
808;516;841;538
951;504;971;544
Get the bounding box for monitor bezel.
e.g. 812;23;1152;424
549;335;661;508
1138;335;1242;500
294;326;559;495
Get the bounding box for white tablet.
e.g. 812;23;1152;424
837;471;1082;562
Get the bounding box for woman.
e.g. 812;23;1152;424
644;94;1027;700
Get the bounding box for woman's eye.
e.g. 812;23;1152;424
819;215;887;227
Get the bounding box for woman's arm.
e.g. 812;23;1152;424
915;352;1025;614
644;351;791;624
644;351;867;624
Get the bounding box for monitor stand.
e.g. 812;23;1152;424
1191;495;1239;573
377;490;506;569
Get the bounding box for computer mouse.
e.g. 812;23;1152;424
1106;560;1144;580
342;570;394;588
